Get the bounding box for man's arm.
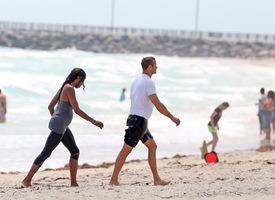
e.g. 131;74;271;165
210;111;217;128
149;93;180;126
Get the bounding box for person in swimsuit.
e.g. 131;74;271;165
119;88;126;102
206;102;229;152
0;88;7;123
109;56;181;186
22;68;104;188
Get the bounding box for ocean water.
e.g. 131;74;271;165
0;46;274;172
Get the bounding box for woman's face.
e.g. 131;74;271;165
75;76;85;88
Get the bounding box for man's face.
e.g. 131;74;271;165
151;60;158;74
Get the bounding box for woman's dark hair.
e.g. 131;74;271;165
58;68;86;100
141;56;155;70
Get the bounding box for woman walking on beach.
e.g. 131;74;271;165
259;90;274;141
206;102;229;152
22;68;104;188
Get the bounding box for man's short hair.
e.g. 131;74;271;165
260;88;265;94
141;56;155;70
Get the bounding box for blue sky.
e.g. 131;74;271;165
0;0;274;34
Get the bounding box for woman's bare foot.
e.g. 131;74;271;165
22;179;31;188
154;179;171;186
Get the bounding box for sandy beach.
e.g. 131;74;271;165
1;53;275;199
1;148;275;200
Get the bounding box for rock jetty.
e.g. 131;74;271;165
0;28;275;58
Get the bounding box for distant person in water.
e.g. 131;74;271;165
109;56;181;186
0;89;7;123
206;102;229;152
119;88;126;102
22;68;104;188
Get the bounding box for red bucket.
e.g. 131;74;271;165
204;151;219;163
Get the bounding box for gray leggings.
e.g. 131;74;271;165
34;128;79;166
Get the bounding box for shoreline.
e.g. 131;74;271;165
0;154;188;174
1;148;275;199
0;142;272;174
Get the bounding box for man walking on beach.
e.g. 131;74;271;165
109;56;181;186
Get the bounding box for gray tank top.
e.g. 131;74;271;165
48;100;73;134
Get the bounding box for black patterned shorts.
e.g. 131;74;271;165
124;115;153;147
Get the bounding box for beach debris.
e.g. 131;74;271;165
200;140;208;159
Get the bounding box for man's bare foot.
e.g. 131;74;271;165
71;182;79;187
22;179;31;188
109;180;121;186
154;179;171;186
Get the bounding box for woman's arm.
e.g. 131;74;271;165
65;85;104;129
48;90;59;116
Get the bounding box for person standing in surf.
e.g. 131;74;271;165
22;68;104;188
256;88;267;134
109;56;181;186
259;90;274;141
119;88;126;102
206;102;229;152
0;88;7;123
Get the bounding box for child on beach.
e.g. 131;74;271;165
109;56;181;186
22;68;104;188
205;102;229;152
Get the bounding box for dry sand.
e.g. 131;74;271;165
1;148;275;200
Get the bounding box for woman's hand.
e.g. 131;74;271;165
92;120;104;129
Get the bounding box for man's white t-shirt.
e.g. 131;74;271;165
129;74;156;120
259;94;267;110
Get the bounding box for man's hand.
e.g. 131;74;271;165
171;117;181;126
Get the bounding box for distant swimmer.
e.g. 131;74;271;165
0;88;7;123
119;88;126;102
205;102;229;152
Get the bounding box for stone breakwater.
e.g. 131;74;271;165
0;28;275;58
